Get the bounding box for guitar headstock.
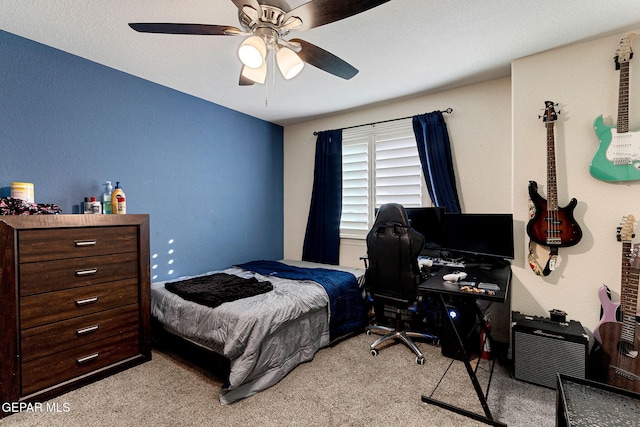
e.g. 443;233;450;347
540;101;558;125
614;33;636;70
616;215;636;242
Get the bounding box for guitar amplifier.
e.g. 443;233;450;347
512;311;590;388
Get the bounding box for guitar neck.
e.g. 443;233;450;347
618;61;630;134
620;241;639;340
546;120;558;210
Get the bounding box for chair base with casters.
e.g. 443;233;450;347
366;326;435;365
365;304;437;365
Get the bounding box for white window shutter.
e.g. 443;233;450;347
340;140;369;235
340;120;428;238
374;133;423;208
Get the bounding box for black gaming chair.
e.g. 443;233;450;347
365;203;432;364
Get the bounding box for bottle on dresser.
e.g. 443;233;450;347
102;181;113;214
111;181;126;214
82;197;102;214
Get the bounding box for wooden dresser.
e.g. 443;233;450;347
0;214;150;415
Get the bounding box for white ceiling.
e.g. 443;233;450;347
2;0;640;125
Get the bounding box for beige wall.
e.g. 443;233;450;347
283;27;640;336
512;29;640;333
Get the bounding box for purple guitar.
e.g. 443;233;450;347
596;216;640;392
593;285;620;344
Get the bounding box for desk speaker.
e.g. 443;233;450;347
512;312;589;388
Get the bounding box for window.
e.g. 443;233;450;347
340;119;430;238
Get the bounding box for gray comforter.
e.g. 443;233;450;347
151;262;362;404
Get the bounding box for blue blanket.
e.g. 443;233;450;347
236;261;367;341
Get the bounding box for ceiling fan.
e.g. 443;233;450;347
129;0;390;85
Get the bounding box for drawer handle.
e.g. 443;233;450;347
74;239;97;247
76;353;99;364
76;325;99;336
75;297;98;306
75;268;98;277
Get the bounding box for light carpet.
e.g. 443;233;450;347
0;333;555;426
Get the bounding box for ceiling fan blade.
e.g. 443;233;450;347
128;23;243;36
284;0;390;31
289;38;358;80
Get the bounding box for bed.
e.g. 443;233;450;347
150;259;367;404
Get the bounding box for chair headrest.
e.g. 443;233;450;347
373;203;410;227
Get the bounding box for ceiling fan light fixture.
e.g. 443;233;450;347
241;61;267;84
276;46;304;79
130;0;387;86
238;35;266;68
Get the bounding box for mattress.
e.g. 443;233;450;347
151;259;365;404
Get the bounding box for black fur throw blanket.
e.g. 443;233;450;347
0;197;61;215
164;273;273;309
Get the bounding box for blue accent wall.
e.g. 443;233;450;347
0;30;284;281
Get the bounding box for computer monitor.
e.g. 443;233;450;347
405;207;446;248
442;213;514;261
372;206;446;248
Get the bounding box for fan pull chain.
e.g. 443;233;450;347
272;50;276;93
264;49;277;107
262;51;269;107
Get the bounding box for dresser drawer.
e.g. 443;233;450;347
20;279;139;329
20;251;139;296
21;304;139;362
21;331;139;396
18;226;138;263
0;214;150;408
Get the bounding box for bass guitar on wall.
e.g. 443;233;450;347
596;215;640;393
527;102;582;267
590;33;640;182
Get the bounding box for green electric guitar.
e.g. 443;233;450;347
590;33;640;182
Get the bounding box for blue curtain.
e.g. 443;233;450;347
302;129;343;264
412;111;461;213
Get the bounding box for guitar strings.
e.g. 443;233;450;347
616;242;628;371
613;240;639;377
547;116;558;246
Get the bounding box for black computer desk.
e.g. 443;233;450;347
419;262;511;427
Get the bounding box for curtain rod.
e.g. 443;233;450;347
312;108;453;135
